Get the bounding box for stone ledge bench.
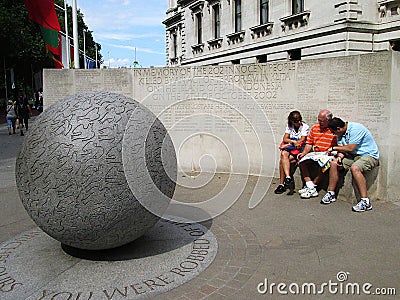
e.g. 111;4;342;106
291;165;381;204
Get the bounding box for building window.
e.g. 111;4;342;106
288;49;301;60
172;33;177;58
257;54;267;63
292;0;304;14
213;5;221;39
234;0;242;32
390;40;400;51
196;13;202;44
260;0;269;24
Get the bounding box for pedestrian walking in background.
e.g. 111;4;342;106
6;100;17;135
16;96;32;136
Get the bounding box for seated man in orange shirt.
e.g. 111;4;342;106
297;109;337;198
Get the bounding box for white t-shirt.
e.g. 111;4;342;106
6;104;16;119
285;122;310;140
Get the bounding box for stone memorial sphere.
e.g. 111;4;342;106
16;91;177;250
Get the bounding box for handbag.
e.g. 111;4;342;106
279;140;304;155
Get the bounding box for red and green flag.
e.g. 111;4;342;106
24;0;63;68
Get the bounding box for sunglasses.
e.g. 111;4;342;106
291;119;301;123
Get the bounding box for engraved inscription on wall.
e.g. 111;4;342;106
43;52;394;176
357;53;390;141
133;63;296;134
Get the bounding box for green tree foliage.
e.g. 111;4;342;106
0;0;51;99
0;0;102;101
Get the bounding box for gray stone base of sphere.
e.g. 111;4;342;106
15;92;177;250
0;217;217;299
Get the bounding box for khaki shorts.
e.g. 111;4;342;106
342;155;379;173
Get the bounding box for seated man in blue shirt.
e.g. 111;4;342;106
320;117;379;212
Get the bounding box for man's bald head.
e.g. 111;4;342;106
317;109;333;129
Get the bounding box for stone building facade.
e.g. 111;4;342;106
163;0;400;66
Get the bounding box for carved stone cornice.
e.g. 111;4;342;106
170;55;184;65
166;6;178;14
280;11;311;31
163;11;183;28
207;37;223;49
168;23;183;34
378;0;400;18
250;22;274;38
191;43;205;54
178;0;197;8
189;0;205;14
378;0;399;4
206;0;220;7
226;30;245;45
206;0;221;12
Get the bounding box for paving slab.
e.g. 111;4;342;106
0;218;217;299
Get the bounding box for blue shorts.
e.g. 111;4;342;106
6;117;16;127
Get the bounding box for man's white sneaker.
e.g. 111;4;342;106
320;192;336;205
298;186;308;194
352;199;372;212
300;187;318;199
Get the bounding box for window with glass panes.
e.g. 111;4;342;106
172;33;177;58
196;13;202;44
213;5;220;39
292;0;304;14
260;0;269;24
234;0;242;32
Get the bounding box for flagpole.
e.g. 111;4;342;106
72;0;79;68
95;44;98;69
83;29;86;69
64;0;70;68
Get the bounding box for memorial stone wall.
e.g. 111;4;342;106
44;51;400;202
